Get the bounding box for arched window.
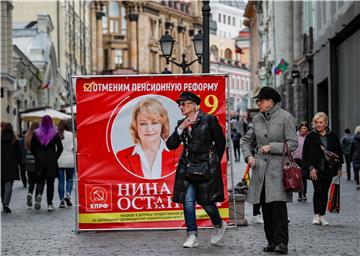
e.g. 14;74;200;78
210;45;219;60
225;48;232;60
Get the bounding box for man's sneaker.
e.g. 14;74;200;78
320;216;329;226
252;214;264;224
3;205;12;213
64;195;73;207
59;201;65;208
34;195;42;210
312;214;320;225
183;234;199;248
26;194;32;207
302;196;307;201
47;205;55;212
211;220;227;245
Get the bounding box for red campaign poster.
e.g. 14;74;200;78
75;74;228;230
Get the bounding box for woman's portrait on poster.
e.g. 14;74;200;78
114;97;182;179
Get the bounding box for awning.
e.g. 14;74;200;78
20;108;71;125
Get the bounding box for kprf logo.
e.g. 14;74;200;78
85;184;112;211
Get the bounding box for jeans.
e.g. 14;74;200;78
58;168;74;201
1;181;14;206
354;166;360;185
19;163;27;187
183;183;222;235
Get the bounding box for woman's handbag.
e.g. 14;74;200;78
282;142;304;192
320;145;340;168
185;161;210;182
327;176;340;213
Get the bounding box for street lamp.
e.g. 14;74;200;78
159;30;203;73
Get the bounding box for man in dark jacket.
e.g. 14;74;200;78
166;91;226;248
341;128;353;180
350;126;360;189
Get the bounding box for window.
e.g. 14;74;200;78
218;13;221;22
210;45;219;60
108;1;119;16
223;14;226;23
225;49;232;60
228;16;231;25
233;17;235;26
114;49;123;67
104;1;126;35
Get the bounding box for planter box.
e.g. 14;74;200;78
228;193;248;226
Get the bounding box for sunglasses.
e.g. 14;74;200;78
178;101;194;107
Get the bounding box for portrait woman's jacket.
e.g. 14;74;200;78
240;104;298;204
116;145;182;179
166;110;226;205
1;133;21;182
31;134;63;179
302;129;343;180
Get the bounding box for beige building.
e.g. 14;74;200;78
90;0;202;75
12;0;92;79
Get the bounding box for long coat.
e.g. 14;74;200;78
31;134;63;179
1;135;21;182
302;129;343;179
166;110;226;205
240;104;298;204
350;134;360;169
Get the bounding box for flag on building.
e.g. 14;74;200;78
274;58;289;76
41;62;52;89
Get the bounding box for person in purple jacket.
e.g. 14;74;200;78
292;121;310;201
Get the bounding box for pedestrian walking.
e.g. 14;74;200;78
302;112;343;226
231;128;241;162
1;122;22;213
18;132;28;188
350;125;360;190
24;121;39;207
341;128;353;181
31;115;63;211
240;86;298;254
57;120;75;208
166;91;227;248
292;121;310;201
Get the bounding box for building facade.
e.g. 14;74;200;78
312;1;360;135
1;1;16;127
210;0;251;116
90;0;202;75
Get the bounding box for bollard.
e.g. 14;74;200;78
229;193;248;226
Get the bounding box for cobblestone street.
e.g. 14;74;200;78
1;161;359;256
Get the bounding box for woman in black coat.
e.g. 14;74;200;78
302;112;343;226
166;92;226;248
31;115;63;211
1;122;22;213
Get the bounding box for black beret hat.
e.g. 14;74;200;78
253;86;281;103
176;91;201;105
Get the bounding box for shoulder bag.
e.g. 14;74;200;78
320;145;340;169
282;142;304;192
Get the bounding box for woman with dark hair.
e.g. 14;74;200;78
24;121;39;207
57;120;75;208
292;121;310;201
31;115;63;211
1;123;22;213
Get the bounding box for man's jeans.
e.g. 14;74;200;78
58;168;75;201
183;183;222;235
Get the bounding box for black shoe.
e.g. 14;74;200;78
263;244;276;252
3;206;12;213
64;196;72;207
302;196;307;201
297;197;302;202
59;201;65;208
274;243;288;255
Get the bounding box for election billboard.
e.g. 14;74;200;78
75;74;228;230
